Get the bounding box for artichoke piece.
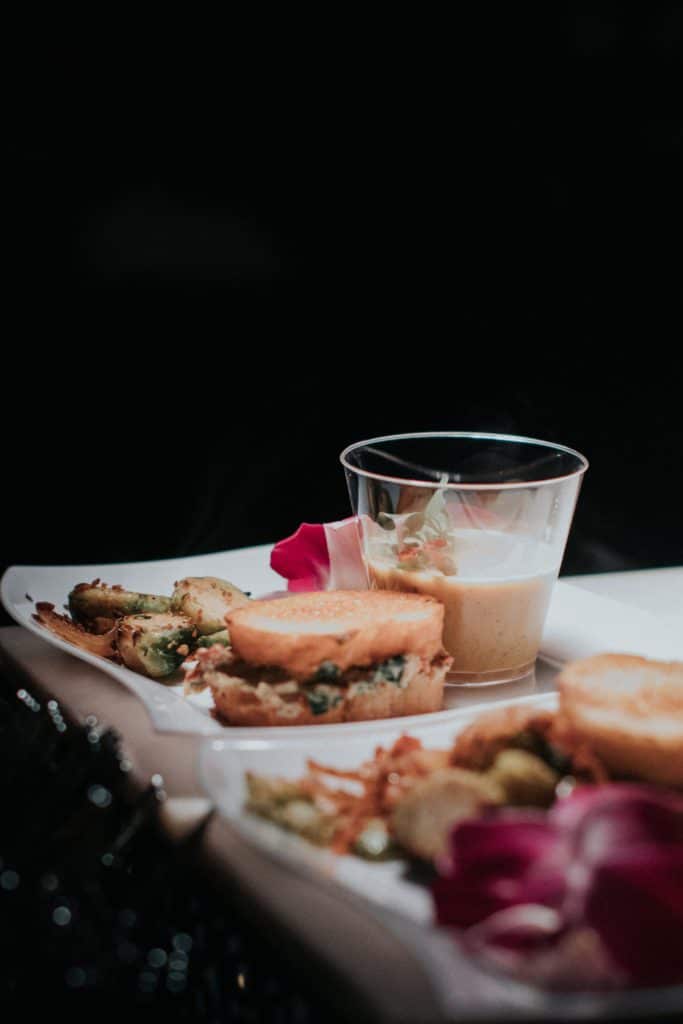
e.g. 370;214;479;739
170;576;249;636
195;629;231;649
69;582;171;626
117;613;197;678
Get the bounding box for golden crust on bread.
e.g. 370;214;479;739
558;653;683;786
226;589;446;680
207;653;450;727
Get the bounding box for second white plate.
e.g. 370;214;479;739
199;691;559;921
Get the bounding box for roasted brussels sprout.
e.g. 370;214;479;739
117;613;197;678
391;769;503;860
69;582;171;627
487;749;560;807
170;576;249;635
195;629;231;649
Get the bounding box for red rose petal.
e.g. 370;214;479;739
434;785;683;988
434;818;566;928
270;522;330;591
585;847;683;985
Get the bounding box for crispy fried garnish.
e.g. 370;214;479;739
300;735;451;854
92;616;117;634
33;602;117;659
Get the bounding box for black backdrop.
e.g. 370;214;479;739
4;12;683;626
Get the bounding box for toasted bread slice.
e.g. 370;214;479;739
226;589;445;679
558;653;683;786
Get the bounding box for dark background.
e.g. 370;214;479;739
4;10;683;624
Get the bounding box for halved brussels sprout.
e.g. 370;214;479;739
170;577;249;635
69;582;171;626
117;613;197;678
486;749;559;807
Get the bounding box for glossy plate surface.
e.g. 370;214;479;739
1;545;557;735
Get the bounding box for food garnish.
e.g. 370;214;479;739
434;785;683;988
270;518;367;592
391;489;458;574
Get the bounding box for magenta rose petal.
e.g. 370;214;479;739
433;818;567;928
584;847;683;985
444;817;562;878
552;785;683;859
270;522;330;591
433;786;683;989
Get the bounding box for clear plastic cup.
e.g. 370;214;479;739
341;432;588;685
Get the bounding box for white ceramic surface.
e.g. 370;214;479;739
1;546;556;736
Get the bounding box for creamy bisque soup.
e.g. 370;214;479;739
366;530;557;683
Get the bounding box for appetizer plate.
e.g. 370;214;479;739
200;702;683;1021
2;545;557;736
199;693;559;920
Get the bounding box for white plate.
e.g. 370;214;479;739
1;544;558;736
200;704;683;1020
200;692;559;922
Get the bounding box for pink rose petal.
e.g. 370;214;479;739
434;817;566;929
433;784;683;988
270;518;368;592
270;522;330;591
324;518;369;590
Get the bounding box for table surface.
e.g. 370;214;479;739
1;560;681;1023
568;565;683;621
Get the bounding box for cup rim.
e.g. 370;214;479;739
340;431;589;491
